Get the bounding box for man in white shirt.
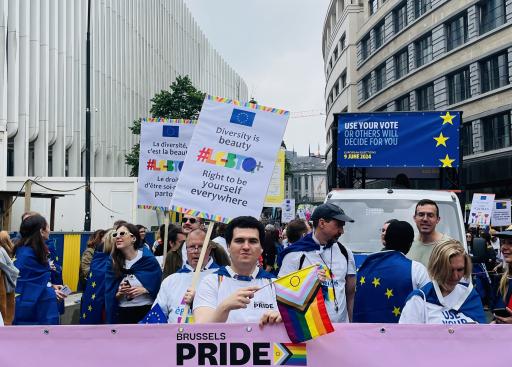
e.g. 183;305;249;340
194;216;281;326
278;203;357;323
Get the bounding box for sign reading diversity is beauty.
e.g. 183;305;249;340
337;112;461;168
170;96;289;223
137;118;196;209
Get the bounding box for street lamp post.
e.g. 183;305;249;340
84;0;92;231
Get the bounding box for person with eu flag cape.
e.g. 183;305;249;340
353;221;429;323
80;229;116;324
400;240;486;324
151;229;221;323
194;216;281;325
13;215;68;325
105;223;162;324
493;230;512;324
277;203;356;323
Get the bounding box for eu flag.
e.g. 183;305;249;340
139;303;167;324
496;201;507;209
162;125;179;137
230;108;255;127
80;251;109;324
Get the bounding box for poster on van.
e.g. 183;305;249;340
337;112;460;168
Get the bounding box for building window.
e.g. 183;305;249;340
482;111;511;151
375;64;386;91
480;51;509;93
416;83;434;110
394;2;408;34
395;49;409;79
479;0;506;34
369;0;378;15
448;67;471;104
362;75;372;100
414;0;432;18
415;33;432;67
333;45;339;60
305;175;309;191
396;94;411;111
361;35;370;60
340;34;346;50
446;12;468;51
334;78;340;96
462;123;473;156
340;72;347;88
376;105;388;111
374;21;385;50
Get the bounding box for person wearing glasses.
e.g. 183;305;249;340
153;228;220;323
399;240;485;324
105;223;162;324
407;199;452;268
180;215;204;259
194;216;281;325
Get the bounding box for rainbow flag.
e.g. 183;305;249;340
274;264;334;343
274;343;307;365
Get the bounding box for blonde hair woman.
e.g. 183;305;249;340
399;240;485;324
0;231;19;325
493;231;512;324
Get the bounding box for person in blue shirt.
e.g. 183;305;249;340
13;214;67;325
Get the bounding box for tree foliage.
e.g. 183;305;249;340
125;75;205;176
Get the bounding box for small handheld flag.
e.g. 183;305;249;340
139;303;167;324
274;264;334;343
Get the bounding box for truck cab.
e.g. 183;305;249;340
325;189;467;255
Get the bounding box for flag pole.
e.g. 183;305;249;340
161;211;170;269
180;221;215;322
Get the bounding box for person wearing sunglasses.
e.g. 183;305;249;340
400;240;485;324
105;223;162;324
152;228;221;323
180;215;204;260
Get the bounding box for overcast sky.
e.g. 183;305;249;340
183;0;331;156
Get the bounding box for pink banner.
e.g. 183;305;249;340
0;323;509;366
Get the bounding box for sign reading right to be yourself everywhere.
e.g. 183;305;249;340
337;112;461;168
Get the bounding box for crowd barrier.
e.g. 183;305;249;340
0;323;508;366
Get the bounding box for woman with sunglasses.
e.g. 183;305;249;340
399;240;485;324
13;214;67;325
105;223;162;324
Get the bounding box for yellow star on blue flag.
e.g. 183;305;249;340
392;306;401;317
439;154;455;167
441;112;454;125
359;276;366;285
372;277;381;287
433;132;449;147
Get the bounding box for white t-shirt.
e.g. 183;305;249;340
119;250;154;307
278;235;356;323
410;260;431;289
0;310;4;326
153;259;218;323
194;266;278;323
399;282;479;324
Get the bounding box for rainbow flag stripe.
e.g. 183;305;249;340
206;95;289;116
169;205;232;224
275;265;334;343
274;343;307;366
142;118;197;124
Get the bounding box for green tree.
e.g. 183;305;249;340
125;75;205;176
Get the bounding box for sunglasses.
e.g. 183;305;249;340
112;231;133;238
183;217;197;224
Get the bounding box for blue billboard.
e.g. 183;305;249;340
337;111;461;168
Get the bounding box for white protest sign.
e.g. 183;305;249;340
468;193;495;226
137;119;196;209
281;198;295;223
491;200;511;227
170;96;289;222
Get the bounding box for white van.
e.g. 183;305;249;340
325;189;467;254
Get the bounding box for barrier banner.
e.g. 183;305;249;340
137;118;196;210
170;96;289;223
264;149;286;207
337;111;461;168
0;323;509;366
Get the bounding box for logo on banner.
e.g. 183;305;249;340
230;108;256;127
163;125;180;137
496;202;507;209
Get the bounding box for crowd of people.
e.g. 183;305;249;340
1;199;511;327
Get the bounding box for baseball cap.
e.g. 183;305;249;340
496;230;512;239
311;203;354;223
